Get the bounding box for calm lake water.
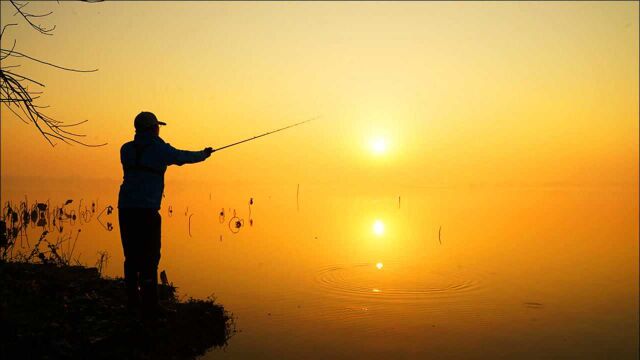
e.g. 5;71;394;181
2;178;638;359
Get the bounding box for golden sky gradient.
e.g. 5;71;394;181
1;1;638;189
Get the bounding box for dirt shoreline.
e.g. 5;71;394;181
0;261;234;360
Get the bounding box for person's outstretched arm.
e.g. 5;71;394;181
163;143;214;166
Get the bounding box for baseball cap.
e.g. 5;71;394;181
134;111;167;130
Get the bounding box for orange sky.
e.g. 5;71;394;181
1;1;638;189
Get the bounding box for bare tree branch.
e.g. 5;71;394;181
0;0;106;147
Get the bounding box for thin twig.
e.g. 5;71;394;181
10;0;56;35
1;49;98;72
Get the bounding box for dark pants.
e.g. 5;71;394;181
118;208;161;312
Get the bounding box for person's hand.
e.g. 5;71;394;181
204;147;215;158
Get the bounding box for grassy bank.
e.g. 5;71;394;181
0;261;234;360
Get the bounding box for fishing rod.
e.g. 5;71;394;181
213;116;318;152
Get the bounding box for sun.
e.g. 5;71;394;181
370;137;387;155
372;220;385;236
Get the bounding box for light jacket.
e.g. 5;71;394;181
118;132;208;210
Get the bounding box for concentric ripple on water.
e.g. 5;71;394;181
315;262;484;304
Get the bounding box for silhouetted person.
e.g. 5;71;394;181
118;111;213;317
